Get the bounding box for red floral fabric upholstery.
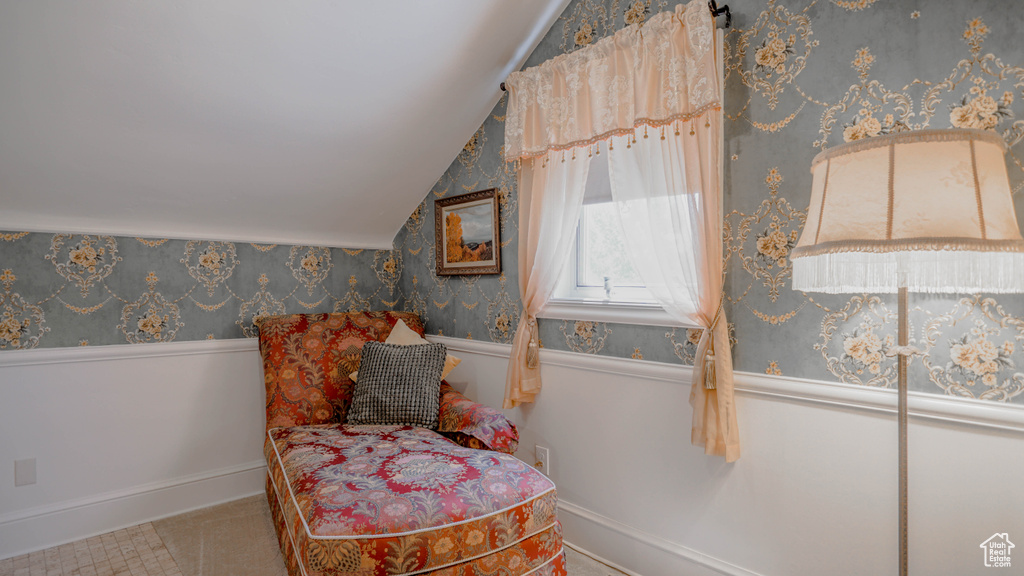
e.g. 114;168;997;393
259;311;565;575
266;424;565;576
259;312;425;430
268;478;565;576
438;383;520;455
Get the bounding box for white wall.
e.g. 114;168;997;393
432;336;1024;576
2;336;1023;575
0;340;267;558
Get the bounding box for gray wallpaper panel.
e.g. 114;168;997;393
0;232;399;348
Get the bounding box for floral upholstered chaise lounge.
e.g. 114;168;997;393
259;311;566;576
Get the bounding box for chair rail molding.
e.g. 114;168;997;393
427;335;1024;434
0;337;260;368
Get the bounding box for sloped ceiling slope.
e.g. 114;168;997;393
0;1;568;249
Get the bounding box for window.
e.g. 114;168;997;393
556;201;655;303
540;143;681;327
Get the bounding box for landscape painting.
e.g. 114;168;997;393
435;189;500;276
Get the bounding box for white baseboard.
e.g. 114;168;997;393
0;459;265;559
559;500;761;576
563;541;645;576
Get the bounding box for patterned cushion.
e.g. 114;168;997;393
258;312;426;430
438;382;520;454
265;425;562;576
347;341;447;428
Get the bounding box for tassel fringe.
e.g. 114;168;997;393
703;351;717;390
792;250;1024;293
526;317;540;369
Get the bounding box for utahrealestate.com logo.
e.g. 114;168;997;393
980;533;1014;568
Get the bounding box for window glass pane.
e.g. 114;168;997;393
580;203;644;287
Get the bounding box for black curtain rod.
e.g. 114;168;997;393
708;0;731;29
499;2;731;92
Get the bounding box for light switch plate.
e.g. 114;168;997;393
15;459;36;486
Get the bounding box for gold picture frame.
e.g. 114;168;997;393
434;189;501;276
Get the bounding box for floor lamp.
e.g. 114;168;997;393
790;128;1024;575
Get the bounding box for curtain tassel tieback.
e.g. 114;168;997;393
703;300;726;390
526;317;540;369
703;351;717;390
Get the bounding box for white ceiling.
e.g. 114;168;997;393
0;1;568;249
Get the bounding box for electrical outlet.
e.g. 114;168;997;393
15;459;36;487
534;445;550;476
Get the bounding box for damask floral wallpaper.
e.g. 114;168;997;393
4;1;1024;407
0;233;401;348
394;0;1024;405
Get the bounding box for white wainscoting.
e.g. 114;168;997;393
0;339;266;559
3;336;1023;574
430;335;1024;576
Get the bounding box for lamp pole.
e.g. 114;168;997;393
898;286;908;576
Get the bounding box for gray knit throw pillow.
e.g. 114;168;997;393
347;341;447;428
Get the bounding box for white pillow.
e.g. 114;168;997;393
350;319;461;381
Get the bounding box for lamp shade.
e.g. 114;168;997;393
792;128;1024;294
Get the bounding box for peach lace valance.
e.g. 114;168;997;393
502;0;720;161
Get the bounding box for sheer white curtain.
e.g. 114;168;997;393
607;116;738;462
502;0;738;460
504;151;590;408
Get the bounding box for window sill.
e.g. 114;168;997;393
538;299;695;328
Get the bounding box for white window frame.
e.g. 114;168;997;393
540;206;685;328
538;30;724;331
540;298;685;327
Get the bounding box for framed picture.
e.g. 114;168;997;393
435;189;501;276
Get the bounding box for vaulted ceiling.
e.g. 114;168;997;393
0;1;568;249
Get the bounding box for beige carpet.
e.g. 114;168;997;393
2;495;627;576
0;524;182;576
564;545;631;576
152;496;286;576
